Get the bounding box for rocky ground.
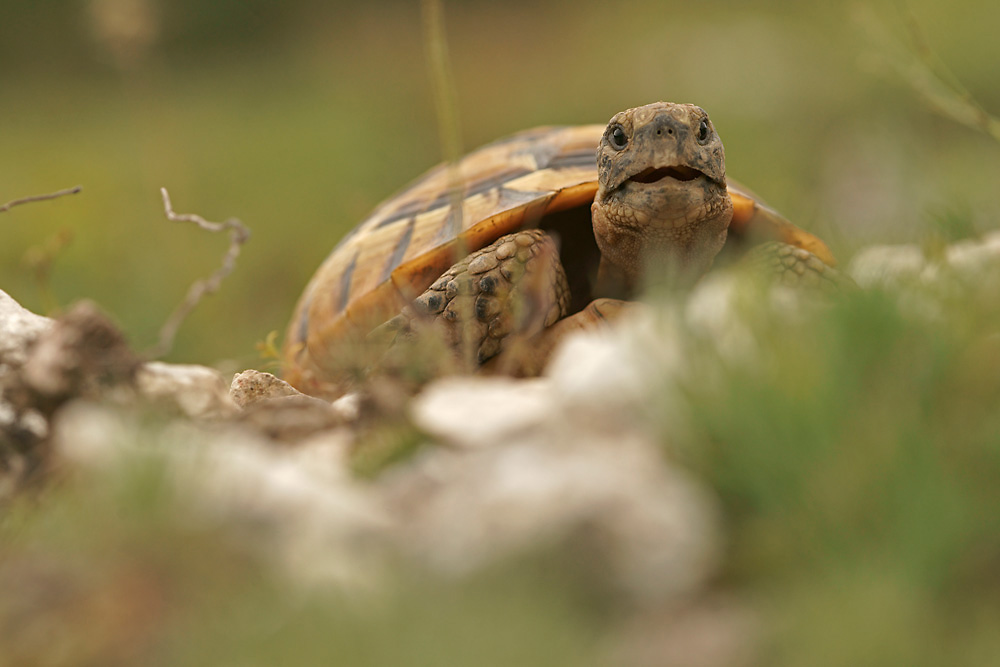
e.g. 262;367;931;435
3;233;1000;666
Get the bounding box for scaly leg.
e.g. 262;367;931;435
372;229;571;373
744;241;853;292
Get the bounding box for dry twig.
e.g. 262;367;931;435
0;186;82;213
421;0;465;245
860;6;1000;142
23;229;75;314
422;0;463;169
422;0;477;368
147;188;251;359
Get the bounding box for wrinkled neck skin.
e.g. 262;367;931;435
590;102;735;298
591;181;733;296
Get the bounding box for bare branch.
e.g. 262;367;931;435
147;187;251;359
23;228;75;315
422;0;475;368
0;186;82;213
859;7;1000;142
421;0;465;241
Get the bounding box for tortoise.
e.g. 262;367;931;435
283;102;837;396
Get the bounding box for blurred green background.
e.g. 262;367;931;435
4;3;1000;665
2;0;998;366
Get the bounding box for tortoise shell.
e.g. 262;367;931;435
283;123;833;393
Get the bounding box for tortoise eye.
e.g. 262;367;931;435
609;125;628;150
697;119;710;143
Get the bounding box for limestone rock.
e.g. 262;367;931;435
0;289;53;371
230;369;358;442
18;301;141;412
230;369;303;407
52;400;389;589
0;291;53;499
849;243;929;289
849;230;1000;289
397;374;720;603
410;376;554;448
237;395;349;443
137;362;238;420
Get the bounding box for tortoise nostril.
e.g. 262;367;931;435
667;128;674;135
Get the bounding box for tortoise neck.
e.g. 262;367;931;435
595;258;638;300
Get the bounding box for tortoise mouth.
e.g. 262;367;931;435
628;165;704;184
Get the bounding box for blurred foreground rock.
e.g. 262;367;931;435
0;290;744;667
0;289;54;499
53;400;385;589
10;232;1000;665
0;289;53;368
398;377;720;602
847;231;1000;326
18;300;142;413
137;361;238;419
849;230;1000;289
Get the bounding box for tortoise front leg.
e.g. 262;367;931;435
743;242;853;291
372;229;571;373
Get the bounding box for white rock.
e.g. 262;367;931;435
230;369;302;407
0;290;54;458
52;401;390;590
546;324;652;429
0;401;42;438
684;272;762;362
330;392;361;422
546;273;764;435
0;289;53;369
137;361;239;420
849;231;1000;290
411;376;555;448
382;429;720;603
849;243;928;288
947;230;1000;274
393;341;720;603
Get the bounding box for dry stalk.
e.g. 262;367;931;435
23;229;75;314
0;186;82;213
860;6;1000;142
421;0;477;368
147;187;251;359
1;186;81;312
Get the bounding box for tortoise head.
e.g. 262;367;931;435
591;101;734;294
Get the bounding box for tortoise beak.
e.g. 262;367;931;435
627;165;705;184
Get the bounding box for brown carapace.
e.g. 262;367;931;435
283;102;835;397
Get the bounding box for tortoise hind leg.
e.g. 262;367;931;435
373;229;571;372
486;297;634;376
